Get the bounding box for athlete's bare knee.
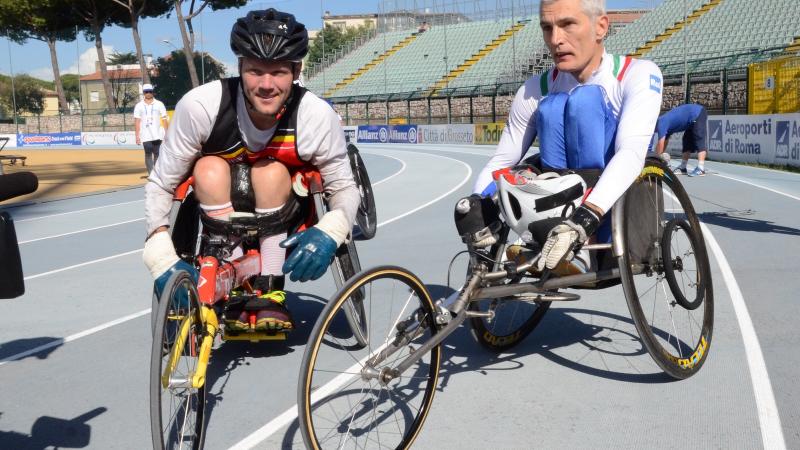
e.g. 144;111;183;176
193;156;231;204
252;160;291;208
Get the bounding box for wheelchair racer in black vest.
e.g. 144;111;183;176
142;9;360;332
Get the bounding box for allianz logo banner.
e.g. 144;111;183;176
356;125;418;144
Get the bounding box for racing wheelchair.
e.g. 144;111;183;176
149;143;376;450
296;155;713;449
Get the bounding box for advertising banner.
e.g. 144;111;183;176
342;126;357;144
356;125;389;144
474;122;505;145
18;132;81;147
0;134;17;148
706;114;800;166
417;124;475;145
81;131;137;146
387;125;418;144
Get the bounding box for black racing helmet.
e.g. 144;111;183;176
230;9;308;62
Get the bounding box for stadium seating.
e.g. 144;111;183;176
644;0;800;74
446;18;544;89
304;29;414;95
605;0;706;55
310;0;800;99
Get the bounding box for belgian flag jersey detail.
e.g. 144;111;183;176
201;77;307;168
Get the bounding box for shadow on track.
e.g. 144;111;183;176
0;337;64;363
0;407;107;448
700;211;800;236
200;291;328;433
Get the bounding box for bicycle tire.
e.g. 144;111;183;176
298;266;440;449
619;159;714;379
662;219;705;310
150;269;206;450
348;144;377;240
336;239;369;347
469;228;551;352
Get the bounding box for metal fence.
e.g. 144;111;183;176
0;107;175;135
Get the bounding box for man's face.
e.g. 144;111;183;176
240;58;298;118
540;0;608;76
144;90;154;99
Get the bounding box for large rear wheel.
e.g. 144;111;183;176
336;240;369;347
619;159;713;379
348;144;377;240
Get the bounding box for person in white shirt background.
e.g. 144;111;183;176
134;83;169;176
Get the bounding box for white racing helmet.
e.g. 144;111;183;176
495;168;587;241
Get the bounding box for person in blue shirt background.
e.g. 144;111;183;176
654;103;708;176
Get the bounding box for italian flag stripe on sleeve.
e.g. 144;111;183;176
614;55;633;81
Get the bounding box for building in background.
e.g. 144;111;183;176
79;60;154;112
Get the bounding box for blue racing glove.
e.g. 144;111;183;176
280;227;338;282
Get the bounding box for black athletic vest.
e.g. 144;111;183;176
200;78;307;168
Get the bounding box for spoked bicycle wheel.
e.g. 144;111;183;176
150;270;207;450
336;239;369;348
619;159;713;379
299;266;441;449
469;228;551;351
348;144;377;240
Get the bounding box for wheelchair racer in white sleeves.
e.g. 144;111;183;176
469;0;663;273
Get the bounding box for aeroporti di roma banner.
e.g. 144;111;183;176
706;113;800;167
417;124;474;145
474;122;506;145
81;131;137;147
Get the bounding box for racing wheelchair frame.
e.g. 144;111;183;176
296;156;714;449
149;144;376;450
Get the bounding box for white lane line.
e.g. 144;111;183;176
231;150;472;449
0;308;151;367
713;172;800;202
14;199;144;222
376;152;472;227
700;223;786;450
24;248;142;280
229;345;387;450
19;218;144;244
368;153;407;187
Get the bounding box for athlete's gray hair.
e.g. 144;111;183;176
540;0;606;19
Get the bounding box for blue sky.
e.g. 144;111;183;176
1;0;662;81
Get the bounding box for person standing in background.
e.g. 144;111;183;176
653;103;708;176
135;83;169;176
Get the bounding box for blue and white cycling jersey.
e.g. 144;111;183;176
473;51;663;213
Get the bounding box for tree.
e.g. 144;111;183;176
0;0;81;112
60;74;80;104
111;0;173;85
108;51;138;65
0;75;45;115
173;0;246;88
152;50;226;106
73;0;128;112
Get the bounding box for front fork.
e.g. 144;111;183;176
161;305;218;390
